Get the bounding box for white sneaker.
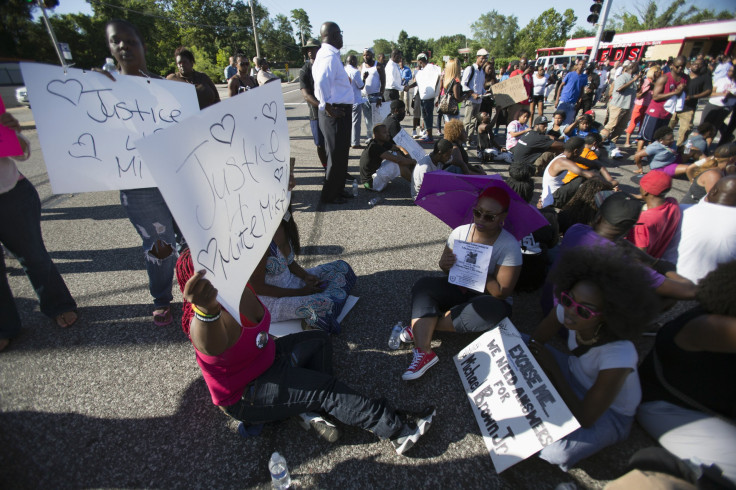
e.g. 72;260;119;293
411;129;418;138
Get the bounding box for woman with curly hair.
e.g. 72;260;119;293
556;178;615;234
528;246;660;471
441;119;484;175
637;260;736;486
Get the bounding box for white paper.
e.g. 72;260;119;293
448;240;493;293
20;62;199;193
392;128;428;163
371;101;391;129
269;295;359;337
454;319;580;473
135;82;289;323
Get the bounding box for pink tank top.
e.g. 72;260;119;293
194;285;275;406
647;72;687;119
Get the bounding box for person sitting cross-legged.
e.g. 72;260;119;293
359;124;416;192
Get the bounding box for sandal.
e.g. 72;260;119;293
153;306;173;326
55;311;78;328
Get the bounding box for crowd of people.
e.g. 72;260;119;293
2;17;735;483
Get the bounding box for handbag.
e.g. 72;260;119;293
438;79;459;115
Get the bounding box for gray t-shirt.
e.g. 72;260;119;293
611;73;637;109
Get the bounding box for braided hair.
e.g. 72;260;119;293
175;247;195;337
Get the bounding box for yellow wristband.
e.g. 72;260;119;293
192;304;219;318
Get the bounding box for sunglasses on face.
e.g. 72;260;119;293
560;291;601;319
472;208;502;222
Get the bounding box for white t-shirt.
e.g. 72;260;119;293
362;63;381;95
676;200;736;283
344;64;364;103
415;64;442;100
384;59;403;91
411;155;437;199
533;74;548;96
558;304;641;416
708;77;736;107
540;154;567;207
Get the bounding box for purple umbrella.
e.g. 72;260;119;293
415;171;549;240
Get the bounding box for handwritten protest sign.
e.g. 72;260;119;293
490;76;528;108
392;128;428;163
20;62;199;193
135;82;290;322
454;318;580;473
0;98;22;158
371;102;390;129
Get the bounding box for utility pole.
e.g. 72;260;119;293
249;0;261;59
35;0;67;69
588;0;613;64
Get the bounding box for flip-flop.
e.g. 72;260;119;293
55;311;78;328
153;307;173;326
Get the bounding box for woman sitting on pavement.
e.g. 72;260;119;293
633;126;688;177
227;54;258;97
637;260;736;487
506;108;532;150
250;205;356;334
166;46;220;110
442;119;485;175
681;143;736;204
175;248;435;454
399;187;522;381
528;246;660;471
0;113;78;352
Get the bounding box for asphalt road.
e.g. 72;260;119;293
1;82;694;489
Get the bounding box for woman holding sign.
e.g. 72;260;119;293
399;187;522;381
528;246;659;471
98;19;183;326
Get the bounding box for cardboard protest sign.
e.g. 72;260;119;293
392;128;428;163
454;318;580;473
20;62;199;193
135;82;290;322
0;98;23;158
490;76;528;108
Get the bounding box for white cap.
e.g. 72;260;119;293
623;60;631;66
476;49;489;56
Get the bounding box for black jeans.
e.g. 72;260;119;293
318;105;351;202
223;330;403;439
0;178;76;338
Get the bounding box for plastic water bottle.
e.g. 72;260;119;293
352;180;358;197
388;321;403;350
102;57;117;73
368;197;382;207
684;139;692;155
269;452;291;489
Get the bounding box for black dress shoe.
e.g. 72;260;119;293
321;196;348;204
339;190;355;198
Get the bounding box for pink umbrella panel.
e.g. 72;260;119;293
415;171;549;241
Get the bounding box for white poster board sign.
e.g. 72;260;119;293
20;62;199;194
392;128;428;163
135;82;290;322
454;319;580;473
371;101;390;128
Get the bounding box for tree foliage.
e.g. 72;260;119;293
609;0;735;32
470;10;519;58
515;8;577;57
290;8;312;44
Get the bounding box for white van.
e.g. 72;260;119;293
534;55;586;71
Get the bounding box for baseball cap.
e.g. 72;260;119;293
364;47;374;54
599;192;642;228
417;53;428;61
533;116;549;126
476;49;489;56
640;170;672;196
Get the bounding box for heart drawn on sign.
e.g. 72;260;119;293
47;78;84;106
210;114;235;145
67;133;100;160
196;237;219;275
273;166;283;182
262;101;278;123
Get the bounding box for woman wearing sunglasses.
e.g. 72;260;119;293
399;186;522;381
528;246;660;471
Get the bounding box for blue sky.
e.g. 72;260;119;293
48;0;736;53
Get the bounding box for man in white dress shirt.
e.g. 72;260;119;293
313;21;355;204
384;49;404;101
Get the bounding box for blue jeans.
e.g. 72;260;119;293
0;178;76;339
223;330;404;439
120;187;183;309
556;101;577;125
362;94;382;140
351;103;363;146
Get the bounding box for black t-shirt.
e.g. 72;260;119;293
685;70;713;110
382;114;402;139
512;130;554;164
359;139;394;184
299;60;318;121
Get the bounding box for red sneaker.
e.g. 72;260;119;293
402;348;438;381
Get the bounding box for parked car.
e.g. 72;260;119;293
15;86;29;106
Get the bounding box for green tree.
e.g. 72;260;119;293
571;27;596;38
372;38;395;58
515;8;578;57
470;10;518;58
396;30;424;62
290;8;312;45
609;0;735;31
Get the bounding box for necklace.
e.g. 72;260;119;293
575;325;602;346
